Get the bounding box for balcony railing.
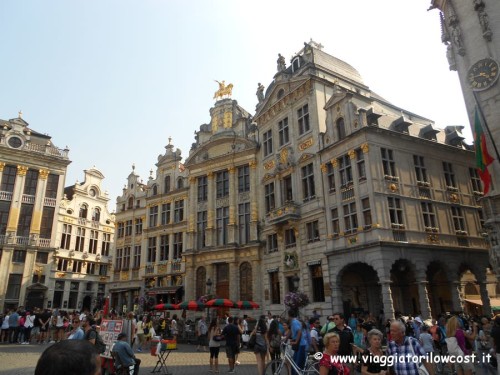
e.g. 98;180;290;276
0;191;13;201
23;142;69;159
43;197;57;207
22;194;35;204
266;202;300;225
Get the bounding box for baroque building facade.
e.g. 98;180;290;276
113;42;495;319
0;114;70;311
429;0;500;279
53;167;115;312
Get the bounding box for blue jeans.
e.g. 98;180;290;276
292;345;307;375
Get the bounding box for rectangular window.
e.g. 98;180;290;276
298;104;310;135
278;117;289;146
381;148;397;177
135;218;143;235
285;228;296;248
6;274;22;299
0;201;10;235
161;203;171;225
302;163;316;201
133;245;141;269
39;206;55;239
270;271;281;304
338;155;353;186
469;168;482;193
75;227;85;252
12;250;26;263
72;260;83;273
1;165;17;192
159;234;169;262
86;262;96;275
197;175;208;201
45;174;59;199
421;202;437;229
263;129;273;157
101;233;111;256
89;230;98;254
36;252;49;264
216;206;229;245
122;247;130;270
343;202;358;234
306;220;320;242
265;182;275;213
147;237;157;263
174;200;184;222
23;169;39;195
388;197;404;227
331;208;340;237
117;222;124;238
173;232;183;259
68;282;79;309
356;149;366;180
238;203;250;245
267;233;278;253
310;264;325;302
99;264;108;276
17;203;33;237
443;162;456;188
60;224;72;250
451;206;466;232
149;205;158;227
414;155;428;183
238;165;250;193
283;175;293;202
197;211;207;248
362;198;372;228
57;258;69;272
327;162;336;192
115;248;122;271
125;220;132;236
216;170;229;198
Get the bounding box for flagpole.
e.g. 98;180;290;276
473;91;500;161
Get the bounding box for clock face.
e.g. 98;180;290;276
468;58;499;91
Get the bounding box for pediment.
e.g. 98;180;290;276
298;153;315;163
184;136;254;167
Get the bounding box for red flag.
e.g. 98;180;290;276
102;296;110;317
474;107;494;194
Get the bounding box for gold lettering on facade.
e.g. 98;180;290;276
298;138;313;151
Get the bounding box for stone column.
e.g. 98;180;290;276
206;172;215;246
451;281;464;312
249;161;258;241
228;166;237;243
479;281;492;316
416;279;432;320
29;169;50;238
379;280;395;320
330;280;343;313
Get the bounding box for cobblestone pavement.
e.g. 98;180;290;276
0;342;259;375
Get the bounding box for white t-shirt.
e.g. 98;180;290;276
310;327;319;345
2;315;10;329
24;314;36;328
242;319;249;333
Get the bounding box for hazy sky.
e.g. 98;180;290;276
0;0;471;205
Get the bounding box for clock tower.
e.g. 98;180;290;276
429;0;500;275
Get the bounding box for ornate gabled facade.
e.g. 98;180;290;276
0;114;70;311
183;98;260;306
428;0;500;279
54;167;115;312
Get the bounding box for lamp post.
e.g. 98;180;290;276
206;278;213;320
292;274;300;292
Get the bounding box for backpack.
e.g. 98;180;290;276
86;329;106;354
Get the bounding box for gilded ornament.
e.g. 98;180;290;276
0;162;5;172
320;164;328;173
213;80;233;100
331;159;338;168
361;143;369;153
249;161;257;169
348;150;356;159
17;165;28;176
223;111;233;128
228;166;236;174
389;184;398;191
264;160;275;170
39;169;50;180
298;138;313;151
280;148;288;164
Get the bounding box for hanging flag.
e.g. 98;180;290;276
474;107;494;194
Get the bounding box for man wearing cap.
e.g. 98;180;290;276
113;332;141;375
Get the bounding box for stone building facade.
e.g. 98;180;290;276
429;0;500;279
113;42;495;319
53;168;115;312
0;114;70;311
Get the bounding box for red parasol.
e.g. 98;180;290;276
153;303;180;310
235;300;260;309
178;300;205;311
205;298;237;308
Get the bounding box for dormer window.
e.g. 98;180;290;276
292;57;300;72
177;177;183;189
336;118;346;141
152;185;158;196
79;204;88;219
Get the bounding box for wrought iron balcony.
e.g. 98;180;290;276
266;201;300;225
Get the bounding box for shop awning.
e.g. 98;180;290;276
146;286;182;296
464;298;500;309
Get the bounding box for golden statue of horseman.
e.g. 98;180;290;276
214;80;233;100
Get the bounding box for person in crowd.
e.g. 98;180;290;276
68;316;84;340
234;317;243;365
289;309;307;375
319;332;350;375
170;314;178;340
122;311;136;347
113;332;141;375
309;318;322;353
38;309;51;344
419;325;434;355
35;339;101;375
361;329;387;375
135;315;145;352
208;318;221;374
268;319;282;369
143;315;153;349
445;315;476;375
252;315;268;375
8;308;19;343
320;315;336;337
266;311;273;329
221;316;240;374
197;315;208;352
348;313;358;331
82;316;97;344
1;310;9;343
22;310;36;344
386;320;434;375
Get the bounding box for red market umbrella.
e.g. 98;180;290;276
178;300;205;311
235;300;260;310
153;303;180;310
205;298;237;308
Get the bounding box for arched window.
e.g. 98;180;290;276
239;262;253;301
164;176;171;193
177;178;183;189
127;197;134;209
196;267;206;298
92;207;101;222
152;185;158;196
336;118;346;141
79;204;88;219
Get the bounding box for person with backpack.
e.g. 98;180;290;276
82;316;106;354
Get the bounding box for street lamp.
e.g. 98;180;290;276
206;278;213;296
292;274;300;292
